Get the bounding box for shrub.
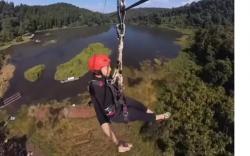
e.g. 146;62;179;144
24;64;45;82
16;36;24;42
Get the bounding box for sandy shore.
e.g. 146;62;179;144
0;55;15;97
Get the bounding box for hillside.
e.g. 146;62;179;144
125;0;234;28
0;2;110;43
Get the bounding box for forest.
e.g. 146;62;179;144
125;0;233;28
0;2;110;43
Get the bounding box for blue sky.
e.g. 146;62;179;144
8;0;200;13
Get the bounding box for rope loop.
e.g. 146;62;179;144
116;23;126;38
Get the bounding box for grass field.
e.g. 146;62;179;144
5;98;158;156
54;43;111;81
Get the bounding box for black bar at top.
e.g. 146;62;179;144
125;0;149;11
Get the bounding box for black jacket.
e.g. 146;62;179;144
89;77;122;125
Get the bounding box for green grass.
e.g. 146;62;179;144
24;64;45;82
174;29;195;50
54;42;111;81
7;105;36;138
0;110;8;121
157;24;195;50
28;116;157;156
5;100;158;156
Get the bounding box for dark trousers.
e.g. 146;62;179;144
110;98;156;123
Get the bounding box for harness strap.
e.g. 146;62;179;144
106;80;128;123
89;79;128;122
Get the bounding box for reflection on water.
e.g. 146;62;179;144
3;25;181;112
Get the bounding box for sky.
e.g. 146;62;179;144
7;0;200;13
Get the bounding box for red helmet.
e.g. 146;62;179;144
88;54;111;72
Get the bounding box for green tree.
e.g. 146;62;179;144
201;59;233;86
1;18;14;41
139;57;233;155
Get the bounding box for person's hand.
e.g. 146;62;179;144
118;141;133;153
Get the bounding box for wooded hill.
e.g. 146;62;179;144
0;0;234;43
125;0;234;28
0;2;110;42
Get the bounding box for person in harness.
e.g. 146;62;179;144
88;54;171;153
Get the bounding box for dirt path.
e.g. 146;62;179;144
62;106;95;119
30;105;96;122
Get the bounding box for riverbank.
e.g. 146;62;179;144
0;25;111;52
129;23;194;50
0;55;15;97
35;24;111;33
119;24;194;110
174;30;194;50
0;36;32;51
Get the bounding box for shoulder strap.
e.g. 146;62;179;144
106;81;125;106
88;80;104;93
88;80;104;87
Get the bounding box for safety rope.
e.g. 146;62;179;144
112;0;150;90
111;0;128;122
112;0;126;92
111;0;150;122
